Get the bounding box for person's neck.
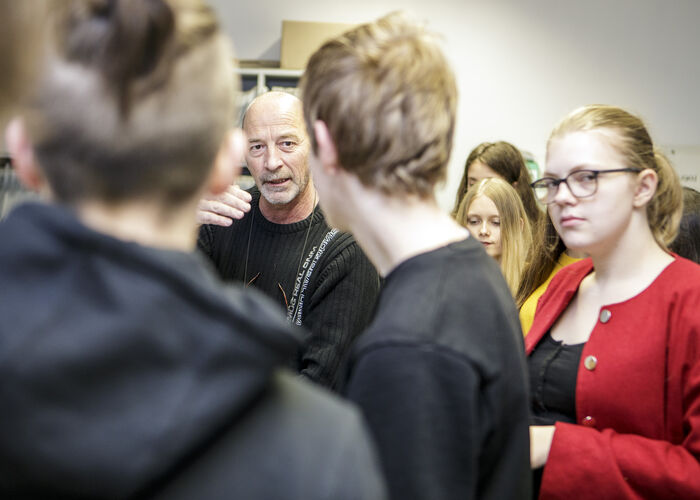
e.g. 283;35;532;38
564;248;587;259
587;214;673;291
76;198;200;252
345;188;469;277
259;184;317;224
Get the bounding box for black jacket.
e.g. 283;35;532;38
0;202;386;500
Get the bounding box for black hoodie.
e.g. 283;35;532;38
0;202;385;500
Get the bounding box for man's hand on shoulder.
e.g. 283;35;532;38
196;185;252;226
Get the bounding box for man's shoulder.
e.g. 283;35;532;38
311;222;370;268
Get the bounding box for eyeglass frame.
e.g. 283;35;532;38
530;168;643;204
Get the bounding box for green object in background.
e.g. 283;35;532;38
525;159;540;183
520;150;540;183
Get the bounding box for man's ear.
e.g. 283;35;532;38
633;168;658;208
313;120;339;174
5;117;44;193
207;128;245;195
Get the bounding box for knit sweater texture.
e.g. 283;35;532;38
344;238;531;500
198;187;380;389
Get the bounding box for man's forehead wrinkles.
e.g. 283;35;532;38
247;129;302;143
245;114;303;132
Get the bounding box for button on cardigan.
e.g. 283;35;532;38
525;257;700;499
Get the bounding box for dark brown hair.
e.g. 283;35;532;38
28;0;233;206
670;186;700;264
515;213;566;308
452;141;542;225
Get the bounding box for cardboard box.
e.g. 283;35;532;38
280;20;356;70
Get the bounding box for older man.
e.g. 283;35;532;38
198;91;379;390
300;13;531;500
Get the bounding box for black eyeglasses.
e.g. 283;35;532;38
530;168;642;204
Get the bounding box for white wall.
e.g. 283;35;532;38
209;0;700;207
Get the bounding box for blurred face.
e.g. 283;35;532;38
545;130;638;255
467;160;505;188
244;94;311;208
465;195;502;261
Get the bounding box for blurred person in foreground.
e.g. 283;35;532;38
0;0;47;124
0;1;385;498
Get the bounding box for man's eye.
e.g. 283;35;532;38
250;144;263;152
280;141;295;148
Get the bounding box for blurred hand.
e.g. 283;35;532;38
196;184;252;226
530;425;555;469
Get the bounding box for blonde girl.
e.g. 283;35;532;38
456;177;532;295
526;104;700;499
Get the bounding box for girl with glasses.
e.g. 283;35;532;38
455;177;532;296
526;104;700;498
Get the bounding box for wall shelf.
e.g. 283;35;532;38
235;67;303;94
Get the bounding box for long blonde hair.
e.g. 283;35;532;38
455;178;532;295
451;141;541;227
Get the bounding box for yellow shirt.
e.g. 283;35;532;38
518;253;582;336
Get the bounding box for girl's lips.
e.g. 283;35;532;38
560;215;584;227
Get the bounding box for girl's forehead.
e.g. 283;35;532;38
546;130;622;175
468;195;499;214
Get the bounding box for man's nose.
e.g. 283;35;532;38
264;147;282;169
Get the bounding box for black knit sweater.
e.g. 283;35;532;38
198;187;381;389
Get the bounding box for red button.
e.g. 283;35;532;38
582;416;596;427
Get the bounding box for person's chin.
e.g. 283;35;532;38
485;248;500;260
261;187;296;206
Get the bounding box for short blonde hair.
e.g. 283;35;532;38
301;12;457;199
548;105;682;248
455;178;532;295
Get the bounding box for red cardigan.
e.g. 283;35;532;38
525;257;700;500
